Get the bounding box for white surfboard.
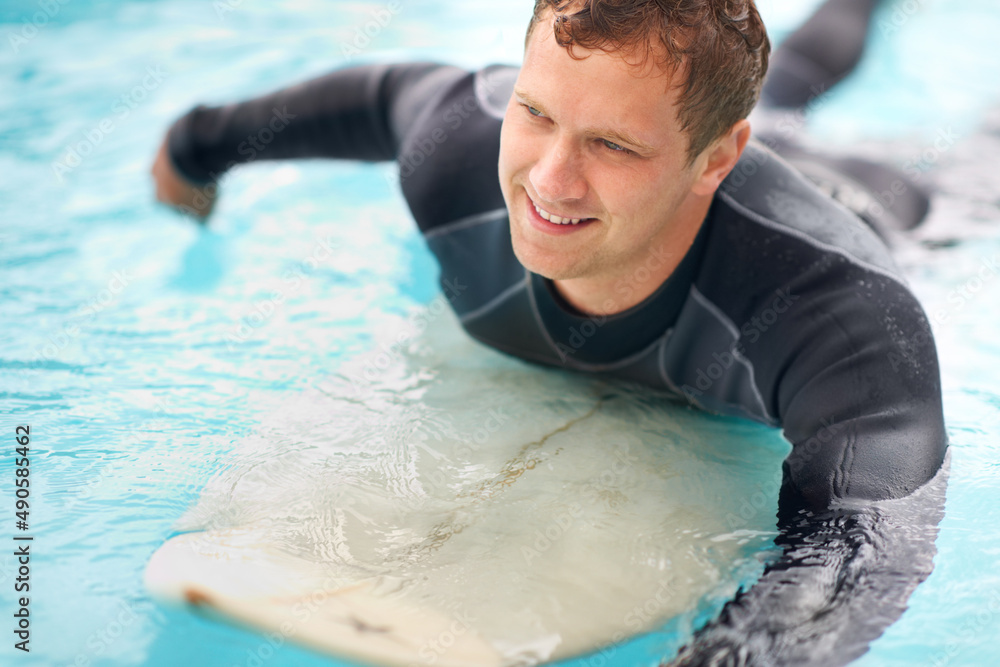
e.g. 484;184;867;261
146;307;788;666
145;527;503;666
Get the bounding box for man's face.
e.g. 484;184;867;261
499;18;704;285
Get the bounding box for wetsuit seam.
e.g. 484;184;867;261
690;286;776;424
562;331;674;373
791;306;862;500
423;207;508;240
733;348;780;428
691;286;740;338
524;277;680;373
830;310;865;500
466;332;562;368
526;271;572;362
717;190;908;290
459;277;528;325
657;333;685;396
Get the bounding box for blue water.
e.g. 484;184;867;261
2;0;1000;665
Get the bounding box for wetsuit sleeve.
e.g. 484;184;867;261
773;279;946;509
671;280;949;664
669;157;948;664
671;463;947;666
165;63;467;184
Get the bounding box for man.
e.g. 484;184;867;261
152;1;949;664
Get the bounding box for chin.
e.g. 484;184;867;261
510;240;547;276
511;240;578;280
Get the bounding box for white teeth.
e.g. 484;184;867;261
534;204;583;225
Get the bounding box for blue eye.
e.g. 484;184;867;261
603;139;627;152
525;105;543;117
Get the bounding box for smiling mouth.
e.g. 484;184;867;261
530;200;595;226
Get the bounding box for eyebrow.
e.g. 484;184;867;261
514;88;658;155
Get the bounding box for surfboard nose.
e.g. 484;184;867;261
145;529;505;667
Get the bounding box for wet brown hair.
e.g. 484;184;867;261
526;0;770;163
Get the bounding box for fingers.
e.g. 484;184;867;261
150;138;217;221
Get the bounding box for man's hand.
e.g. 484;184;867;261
151;138;217;220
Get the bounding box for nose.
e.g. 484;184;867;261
528;135;588;204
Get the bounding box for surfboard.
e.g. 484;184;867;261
145;526;504;666
145;307;789;666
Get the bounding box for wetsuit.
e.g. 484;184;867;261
166;62;948;665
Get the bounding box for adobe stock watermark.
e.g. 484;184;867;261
555;243;676;362
7;0;72;54
782;418;847;481
722;85;833;199
29;269;135;367
719;144;771;198
519;502;586;565
928;589;1000;667
51;66;168;182
63;401;174;513
174;105;298;215
69;600;143;666
230;626;289;667
452;408;511;459
681;288;799;401
520;444;638;564
213;0;244;21
623;581;674;634
718;419;843;530
724;478;782;531
724;83;833;198
567;583;675;667
390;68;508;186
406;407;512;483
889;252;1000;372
574;635;629;667
331;277;468;393
935;253;1000;324
770;83;831;139
408;607;478;666
757;82;832;146
878;0;926;37
865;127;960;223
218;573;399;667
340;1;402;61
225;235;340;350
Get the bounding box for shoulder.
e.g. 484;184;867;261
715;140;901;281
686;142;938;422
697;140;915;332
399;65;519;234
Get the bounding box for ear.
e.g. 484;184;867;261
690;119;751;196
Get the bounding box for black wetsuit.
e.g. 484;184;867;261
166;62;948;666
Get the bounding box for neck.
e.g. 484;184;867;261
552;197;711;316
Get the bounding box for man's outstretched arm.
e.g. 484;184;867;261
670;253;948;666
151;62;466;217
